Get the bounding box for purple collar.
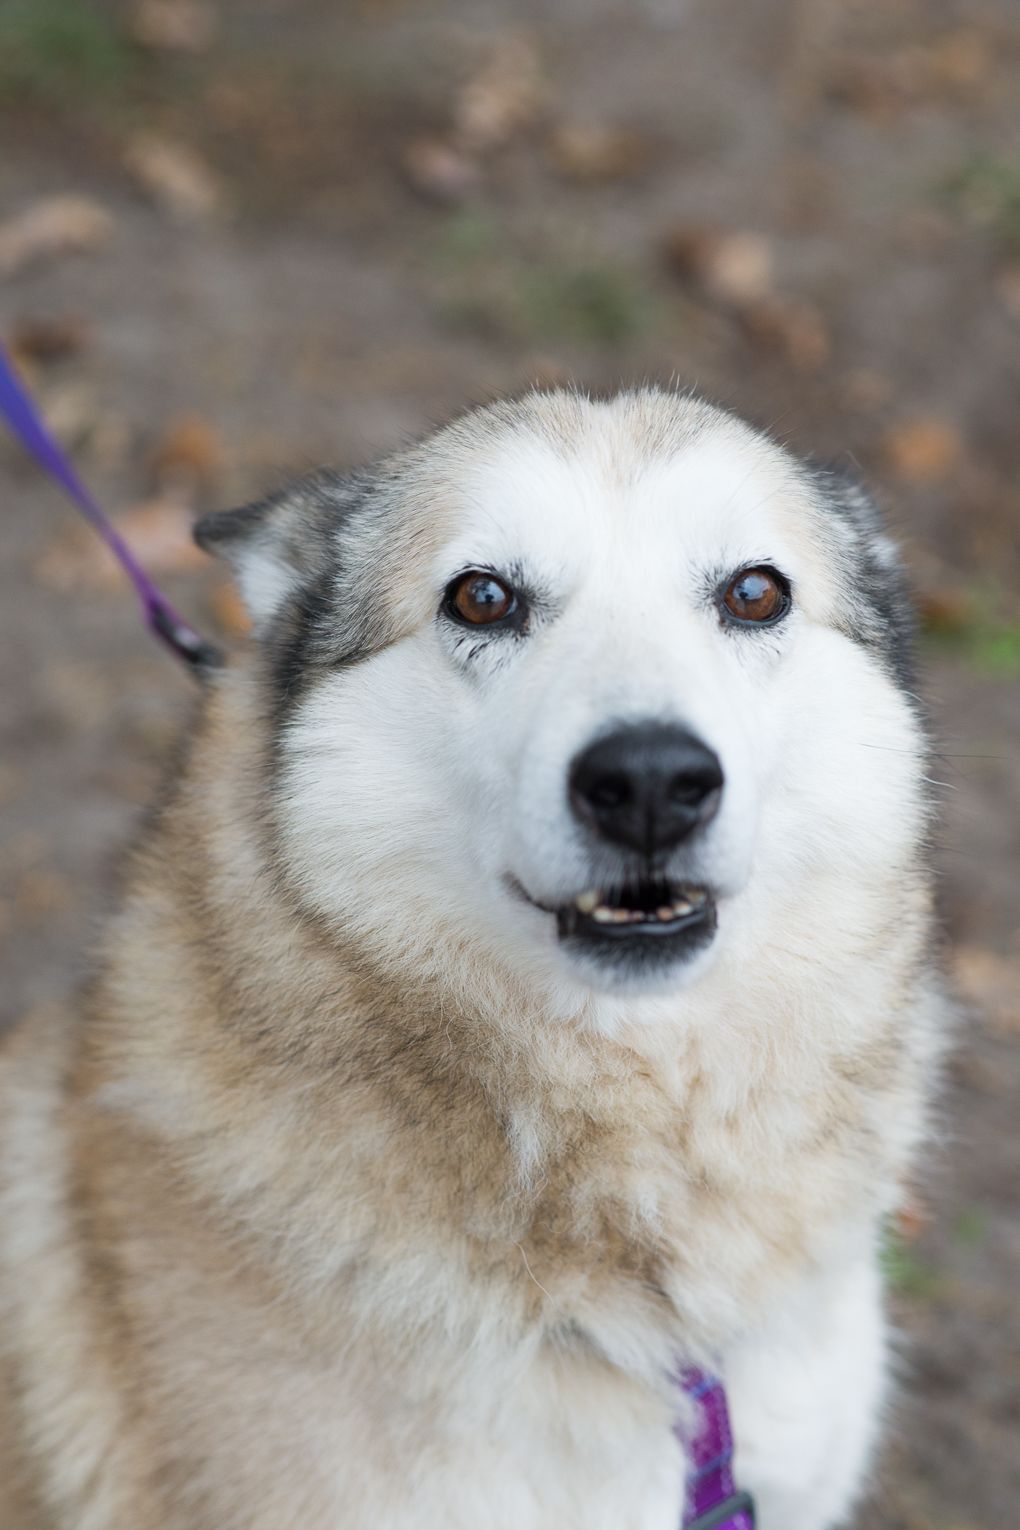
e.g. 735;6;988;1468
678;1370;756;1530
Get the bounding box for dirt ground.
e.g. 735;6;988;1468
1;2;1019;1525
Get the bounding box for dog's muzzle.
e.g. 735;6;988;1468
568;722;723;856
513;721;723;978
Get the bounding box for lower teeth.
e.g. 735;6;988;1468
584;895;702;924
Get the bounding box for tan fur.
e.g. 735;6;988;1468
1;668;932;1529
0;391;942;1528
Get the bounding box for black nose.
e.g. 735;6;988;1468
568;723;723;856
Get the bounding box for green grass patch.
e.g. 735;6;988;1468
0;0;133;106
880;1228;945;1302
951;1206;987;1248
921;591;1020;677
938;151;1020;253
430;210;654;347
517;261;651;346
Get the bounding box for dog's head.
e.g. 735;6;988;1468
197;389;926;1015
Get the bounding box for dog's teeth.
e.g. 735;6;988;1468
656;906;675;921
610;909;632;924
671;899;693;915
591;906;614;923
575;890;599;913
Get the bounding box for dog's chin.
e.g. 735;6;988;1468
508;874;720;995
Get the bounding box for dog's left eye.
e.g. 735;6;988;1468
445;571;519;627
720;566;790;626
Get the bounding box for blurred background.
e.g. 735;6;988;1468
1;1;1018;1524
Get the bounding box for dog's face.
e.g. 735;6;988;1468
198;390;926;1014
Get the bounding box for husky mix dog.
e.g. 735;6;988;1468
0;388;945;1530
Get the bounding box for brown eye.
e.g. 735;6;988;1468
446;571;518;626
721;566;790;626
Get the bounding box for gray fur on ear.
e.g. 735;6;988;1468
194;471;355;630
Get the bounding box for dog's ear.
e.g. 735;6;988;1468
810;460;917;691
194;471;355;630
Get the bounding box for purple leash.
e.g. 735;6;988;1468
0;343;221;674
678;1369;756;1530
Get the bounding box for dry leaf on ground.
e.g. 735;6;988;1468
7;315;90;365
129;0;217;53
34;383;101;450
548;123;651;183
739;297;831;372
15;867;74;922
453;34;543;154
125;136;222;222
401;138;480;204
953;946;1020;1036
34;493;205;594
895;1195;929;1243
148;415;224;491
0;196;113;278
915;587;973;635
996;266;1020;320
881;418;963;485
662;228;774;307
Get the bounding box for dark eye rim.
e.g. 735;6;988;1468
717;564;792;629
442;568;525;630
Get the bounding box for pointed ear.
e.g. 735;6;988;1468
194;472;351;630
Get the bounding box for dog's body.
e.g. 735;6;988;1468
0;389;945;1529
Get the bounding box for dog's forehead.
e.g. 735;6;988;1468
422;394;817;581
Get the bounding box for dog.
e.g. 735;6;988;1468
0;387;946;1529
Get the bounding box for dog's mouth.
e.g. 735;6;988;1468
512;874;717;968
556;879;714;943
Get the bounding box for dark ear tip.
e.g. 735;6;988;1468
193;512;220;553
193;501;268;554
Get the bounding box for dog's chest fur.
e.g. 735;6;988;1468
0;670;933;1530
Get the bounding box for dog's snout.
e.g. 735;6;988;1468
568;723;723;856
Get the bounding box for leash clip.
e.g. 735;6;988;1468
685;1489;756;1530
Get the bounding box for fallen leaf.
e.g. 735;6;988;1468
8;314;90;365
128;0;217;53
740;297;830;372
34;491;205;593
453;34;543;154
0;195;113;278
916;587;972;636
125;136;222;222
662;228;774;308
35;382;101;450
952;946;1020;1035
881;418;963;485
926;28;992;94
148;414;224;491
996;264;1020;319
15;867;74;922
895;1195;929;1243
401;138;480;204
548;123;651;183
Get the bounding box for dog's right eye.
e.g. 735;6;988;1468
444;571;519;627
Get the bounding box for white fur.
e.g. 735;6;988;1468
0;394;937;1530
244;398;933;1526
